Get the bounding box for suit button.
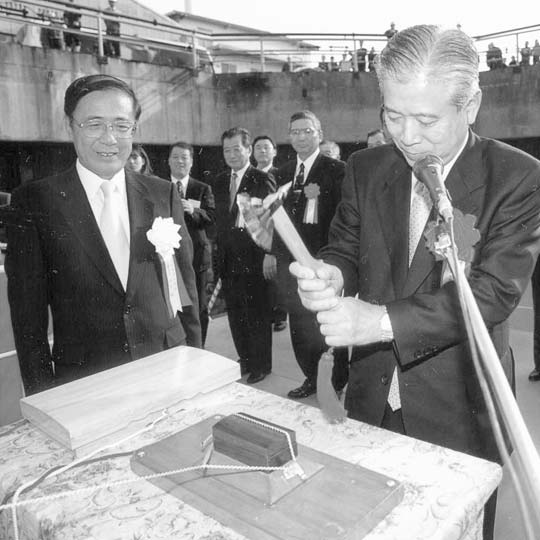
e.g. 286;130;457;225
122;343;130;353
381;374;389;385
124;304;131;314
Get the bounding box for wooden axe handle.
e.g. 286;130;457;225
269;200;320;271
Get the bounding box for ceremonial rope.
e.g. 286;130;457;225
0;412;302;540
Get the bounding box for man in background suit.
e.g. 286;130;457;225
253;134;287;333
290;26;540;539
276;110;349;399
169;141;215;346
5;74;200;396
213;127;275;383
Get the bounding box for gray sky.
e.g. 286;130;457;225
144;0;538;37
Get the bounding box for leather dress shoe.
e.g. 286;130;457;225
246;371;268;384
273;321;287;332
287;380;316;399
529;368;540;381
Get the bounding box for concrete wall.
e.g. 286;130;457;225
2;42;540;146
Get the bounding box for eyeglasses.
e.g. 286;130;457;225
289;127;316;137
74;119;137;139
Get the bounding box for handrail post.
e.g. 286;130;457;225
352;35;358;72
191;31;198;70
260;39;265;72
97;12;104;58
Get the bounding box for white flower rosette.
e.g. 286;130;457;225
146;217;183;314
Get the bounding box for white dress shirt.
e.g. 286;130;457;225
77;160;130;247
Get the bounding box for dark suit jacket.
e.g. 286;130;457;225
214;165;275;278
5;166;201;395
275;153;345;311
183;176;215;273
321;132;540;462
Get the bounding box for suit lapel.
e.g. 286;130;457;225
185;177;197;201
445;131;484;217
125;171;155;297
402;132;481;297
376;158;411;296
54;166;124;294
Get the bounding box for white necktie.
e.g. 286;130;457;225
388;180;433;412
229;172;238;210
100;181;129;290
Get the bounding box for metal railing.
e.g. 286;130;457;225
1;1;539;73
0;0;214;70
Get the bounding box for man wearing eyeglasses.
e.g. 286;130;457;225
275;110;349;400
5;74;201;395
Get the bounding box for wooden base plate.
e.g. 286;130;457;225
131;415;404;540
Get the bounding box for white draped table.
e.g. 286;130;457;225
0;383;500;540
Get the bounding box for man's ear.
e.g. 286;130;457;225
465;90;482;125
64;116;73;137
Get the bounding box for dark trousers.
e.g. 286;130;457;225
532;259;540;369
223;273;272;375
268;279;287;324
195;269;209;347
289;307;348;390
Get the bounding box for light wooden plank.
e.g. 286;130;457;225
20;346;240;455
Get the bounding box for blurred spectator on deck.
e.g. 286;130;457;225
521;41;531;66
339;52;352;72
104;0;121;58
486;43;503;70
329;56;339;71
384;22;398;40
320;140;341;160
318;55;329;71
63;0;82;53
368;47;377;71
356;41;367;72
532;40;540;64
44;10;64;50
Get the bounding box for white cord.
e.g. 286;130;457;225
7;408;170;540
2;412;301;539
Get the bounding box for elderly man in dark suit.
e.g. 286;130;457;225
5;74;201;396
290;25;540;540
275;110;349;399
213;127;275;383
168;141;215;346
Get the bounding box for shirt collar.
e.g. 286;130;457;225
171;174;190;188
411;132;469;188
296;148;320;174
77;159;126;200
232;161;250;181
260;164;273;173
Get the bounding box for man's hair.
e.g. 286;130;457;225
319;140;340;158
253;135;276;149
221;127;251;147
367;129;385;139
288;110;322;132
64;74;142;120
375;25;480;109
169;141;194;158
